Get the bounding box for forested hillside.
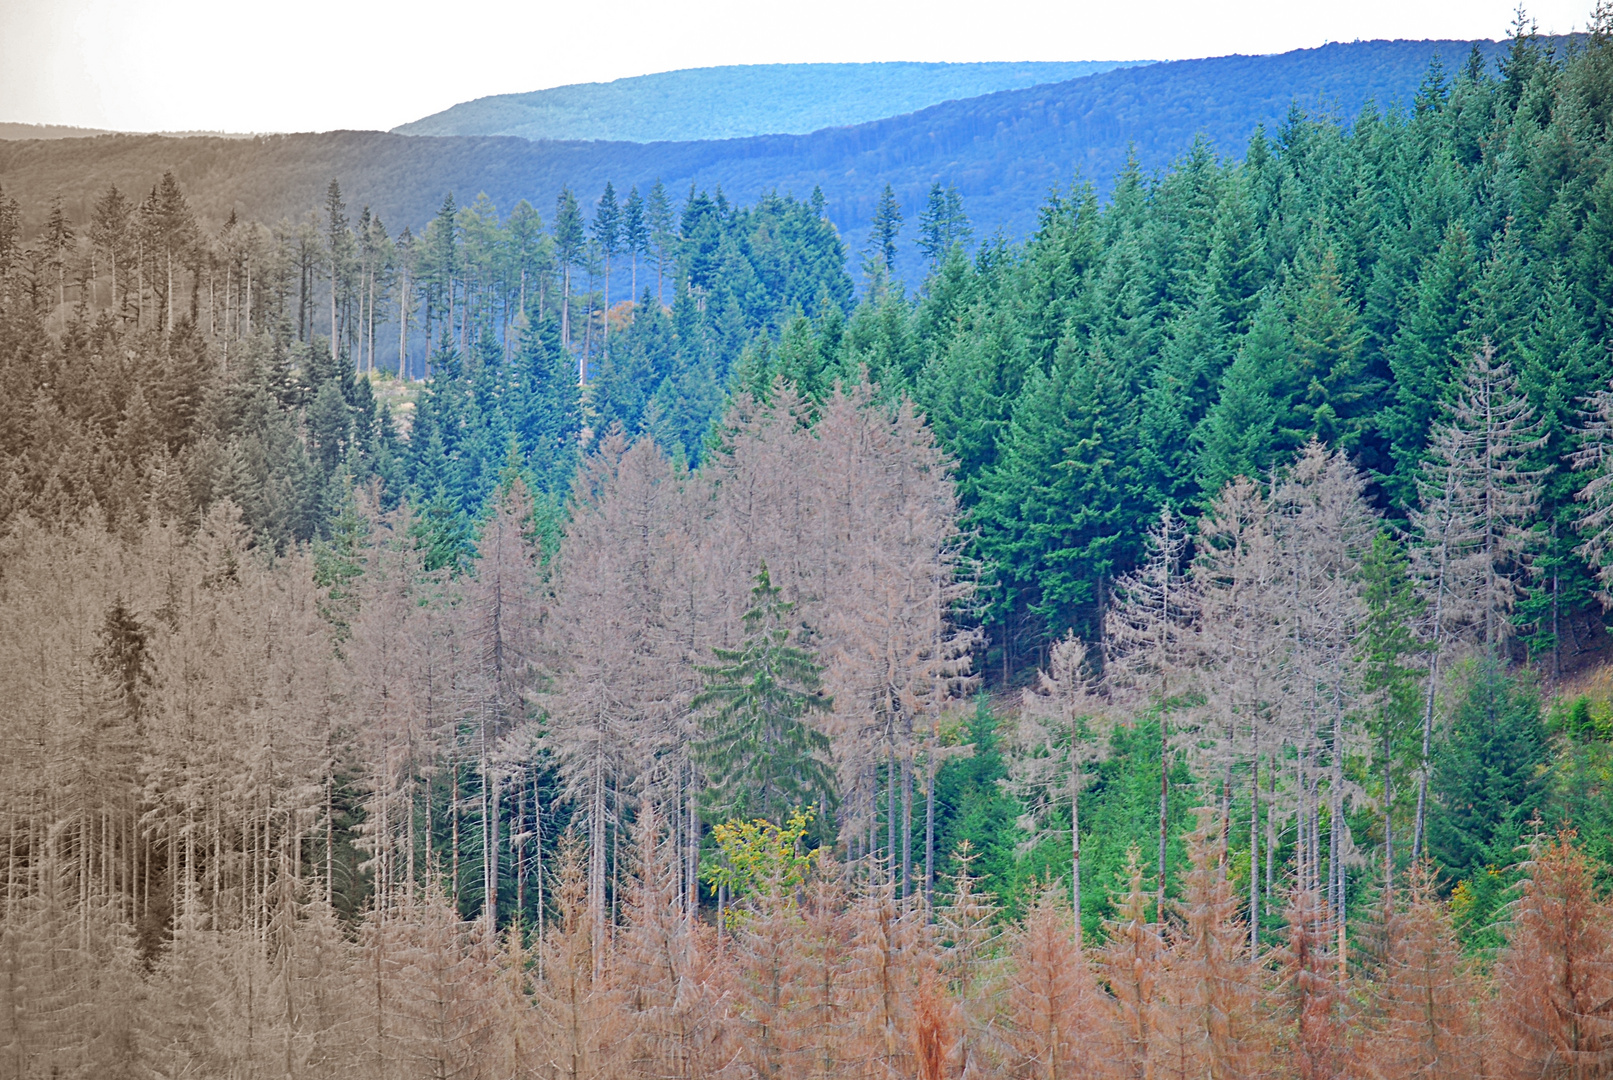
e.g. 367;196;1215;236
7;14;1613;1080
0;38;1521;285
393;61;1146;143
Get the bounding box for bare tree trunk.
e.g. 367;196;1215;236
562;265;572;357
406;766;416;911
453;765;461;909
590;753;606;968
611;782;622;942
1297;769;1308;900
326;773;334;908
1382;707;1394;899
582;292;594;382
368;263;376;375
1331;688;1345;929
925;740;936;911
867;766;876;879
1249;750;1260;956
900;745;913;901
373;919;386;1080
1412;614;1443;864
223;261;230;369
485;768;499;930
399;266;409;380
516;777;525;923
1158;715;1168;917
887;744;898;887
535;777;545;970
1072;747;1082;944
330;251;339;361
1266;768;1276;909
687;753;699;924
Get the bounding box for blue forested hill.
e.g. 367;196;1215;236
1;39;1517;282
392;62;1149;143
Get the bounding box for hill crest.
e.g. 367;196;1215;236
391;60;1151;143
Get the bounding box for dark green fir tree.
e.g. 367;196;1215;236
695;564;834;824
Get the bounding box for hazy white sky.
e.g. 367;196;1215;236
0;0;1596;133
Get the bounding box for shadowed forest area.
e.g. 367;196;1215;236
8;10;1613;1080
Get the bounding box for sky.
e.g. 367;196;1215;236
0;0;1597;134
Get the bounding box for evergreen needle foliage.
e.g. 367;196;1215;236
695;564;834;824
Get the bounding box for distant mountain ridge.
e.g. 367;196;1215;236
0;122;258;141
2;39;1516;283
391;61;1152;143
0;122;116;140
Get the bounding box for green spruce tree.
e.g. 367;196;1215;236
695;565;834;824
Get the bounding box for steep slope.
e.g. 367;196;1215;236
392;61;1148;143
1;39;1510;282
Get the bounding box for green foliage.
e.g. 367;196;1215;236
312;487;368;634
1548;694;1613;884
917;183;972;267
702;808;819;907
972;340;1150;647
928;698;1199;931
695;565;835;824
867;183;904;279
410;492;475;575
930;698;1022;906
1429;660;1551;921
1065;716;1198;938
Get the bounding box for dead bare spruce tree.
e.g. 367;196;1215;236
1013;635;1108;934
544;433;685;951
347;500;449;921
807;388;975;896
1186;442;1372;960
1193;475;1284;949
700;380;975;893
1269;442;1374;951
1408;342;1544;862
467;478;545;928
1105;508;1197;913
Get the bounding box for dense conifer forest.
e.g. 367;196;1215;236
8;12;1613;1079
